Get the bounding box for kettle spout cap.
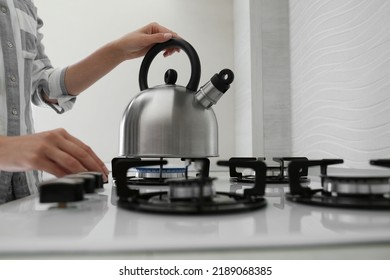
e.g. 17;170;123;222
211;69;234;93
195;68;234;109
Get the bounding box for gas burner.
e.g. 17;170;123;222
322;175;390;195
111;157;267;214
286;159;390;209
136;167;186;179
112;157;209;186
128;167;187;186
228;157;309;184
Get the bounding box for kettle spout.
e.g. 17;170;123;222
195;69;234;109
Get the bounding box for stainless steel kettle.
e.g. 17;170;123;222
119;39;234;158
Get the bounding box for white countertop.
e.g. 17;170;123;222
1;173;390;259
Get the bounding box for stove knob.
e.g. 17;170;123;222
65;173;97;194
39;178;85;207
80;171;105;190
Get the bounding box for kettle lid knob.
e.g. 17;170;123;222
164;69;178;85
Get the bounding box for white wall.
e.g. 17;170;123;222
290;0;390;168
32;0;235;164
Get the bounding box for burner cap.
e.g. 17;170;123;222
167;177;216;200
322;175;390;196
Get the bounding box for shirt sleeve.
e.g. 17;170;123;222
30;16;76;114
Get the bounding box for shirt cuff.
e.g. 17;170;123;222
32;67;76;114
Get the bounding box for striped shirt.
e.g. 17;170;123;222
0;0;76;203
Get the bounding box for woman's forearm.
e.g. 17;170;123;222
64;22;177;96
65;41;125;96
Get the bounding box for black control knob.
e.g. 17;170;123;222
65;173;97;194
80;171;105;189
39;178;85;208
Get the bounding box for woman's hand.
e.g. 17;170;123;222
0;129;109;181
113;22;180;60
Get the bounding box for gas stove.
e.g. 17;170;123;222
2;157;390;259
36;156;390;213
109;156;390;214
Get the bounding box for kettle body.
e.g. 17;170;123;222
119;39;233;158
119;84;218;157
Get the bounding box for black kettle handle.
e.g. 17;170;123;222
139;38;201;92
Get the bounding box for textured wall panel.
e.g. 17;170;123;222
290;0;390;168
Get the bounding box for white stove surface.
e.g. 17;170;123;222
1;172;390;259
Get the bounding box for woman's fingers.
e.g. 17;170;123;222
60;130;108;174
39;129;108;180
0;129;109;182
